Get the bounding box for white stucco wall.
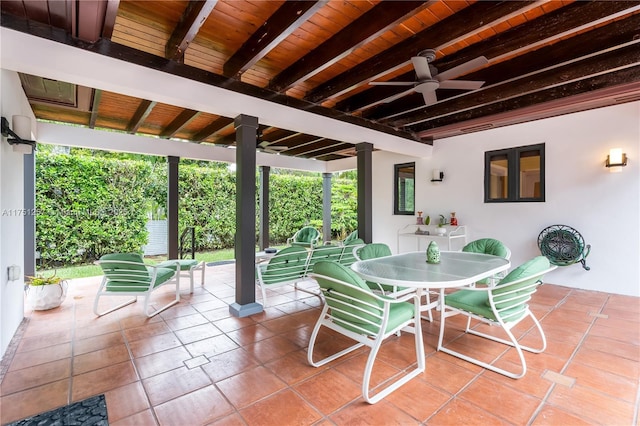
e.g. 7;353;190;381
0;70;36;356
372;102;640;296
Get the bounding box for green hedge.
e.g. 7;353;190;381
35;152;356;267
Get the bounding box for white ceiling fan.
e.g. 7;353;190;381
369;49;488;105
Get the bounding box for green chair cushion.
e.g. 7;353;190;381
157;259;200;271
295;227;319;243
99;253;147;271
462;238;509;258
313;261;414;334
358;243;392;260
343;230;359;244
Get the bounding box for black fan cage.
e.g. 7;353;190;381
537;225;591;271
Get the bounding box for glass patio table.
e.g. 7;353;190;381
351;251;510;318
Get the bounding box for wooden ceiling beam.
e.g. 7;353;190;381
127;99;156;134
305;1;532;104
165;0;217;62
407;66;640;134
223;0;327;78
295;142;354;159
160;109;200;138
193;116;234;142
367;11;640;124
269;0;432;93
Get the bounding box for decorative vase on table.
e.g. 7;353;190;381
426;241;441;264
450;212;458;226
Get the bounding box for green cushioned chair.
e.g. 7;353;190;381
308;261;424;404
287;226;321;248
354;243;414;295
95;253;180;317
338;237;365;267
157;258;205;293
462;238;512;285
341;230;359;246
437;256;557;378
255;246;311;307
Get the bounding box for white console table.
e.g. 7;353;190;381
397;224;467;252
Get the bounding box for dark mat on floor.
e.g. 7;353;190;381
7;394;108;426
206;260;235;266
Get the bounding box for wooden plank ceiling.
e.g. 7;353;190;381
2;0;640;161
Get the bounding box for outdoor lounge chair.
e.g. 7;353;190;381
94;253;180;317
437;256;556;378
308;261;424;404
255;246;310;307
287;226;321;248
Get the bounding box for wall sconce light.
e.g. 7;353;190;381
431;169;444;182
605;148;627;173
1;116;36;154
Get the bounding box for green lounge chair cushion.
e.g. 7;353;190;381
99;253;176;292
157;259;200;271
462;238;509;258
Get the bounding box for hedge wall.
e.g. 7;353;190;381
35;153;356;267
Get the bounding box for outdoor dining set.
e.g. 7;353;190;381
92;226;556;405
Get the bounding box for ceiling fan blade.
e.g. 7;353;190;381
411;56;432;80
422;90;438;106
369;81;415;86
438;79;485;90
380;88;416;104
436;56;488;82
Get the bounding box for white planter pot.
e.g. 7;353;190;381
435;227;447;236
26;281;68;310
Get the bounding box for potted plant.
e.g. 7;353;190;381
436;215;448;236
25;271;68;310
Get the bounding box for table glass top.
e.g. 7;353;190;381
351;251;510;288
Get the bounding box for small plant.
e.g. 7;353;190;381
27;272;64;286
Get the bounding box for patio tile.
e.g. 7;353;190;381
294;369;360;414
104;381;150;423
266;348;325;385
384;378;451;422
239;389;322;425
7;342;71;371
572;346;640;379
123;321;172;343
429;398;511;425
201;348;259;383
330;399;418;424
420;356;479;395
0;379;70;424
216;366;287;408
16;329;72;352
530;405;593;426
184;334;239;358
128;332;182;359
563;361;637;402
163;312;210;331
174;322;223;345
1;358;71;395
153;385;234;426
74;331;125;355
547;382;635;425
244;335;300;364
110;409;158;426
142;365;211;406
134;346;193;379
457;375;541;424
71;360;138;401
73;344;131;375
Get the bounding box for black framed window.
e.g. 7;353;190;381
394;162;415;215
485;143;545;203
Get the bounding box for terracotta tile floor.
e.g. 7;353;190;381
1;264;639;425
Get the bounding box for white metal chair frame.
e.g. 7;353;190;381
437;266;556;379
94;259;180;317
308;272;425;404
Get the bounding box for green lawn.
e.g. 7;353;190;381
37;248;237;280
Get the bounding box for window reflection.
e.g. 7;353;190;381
394;162;415;215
